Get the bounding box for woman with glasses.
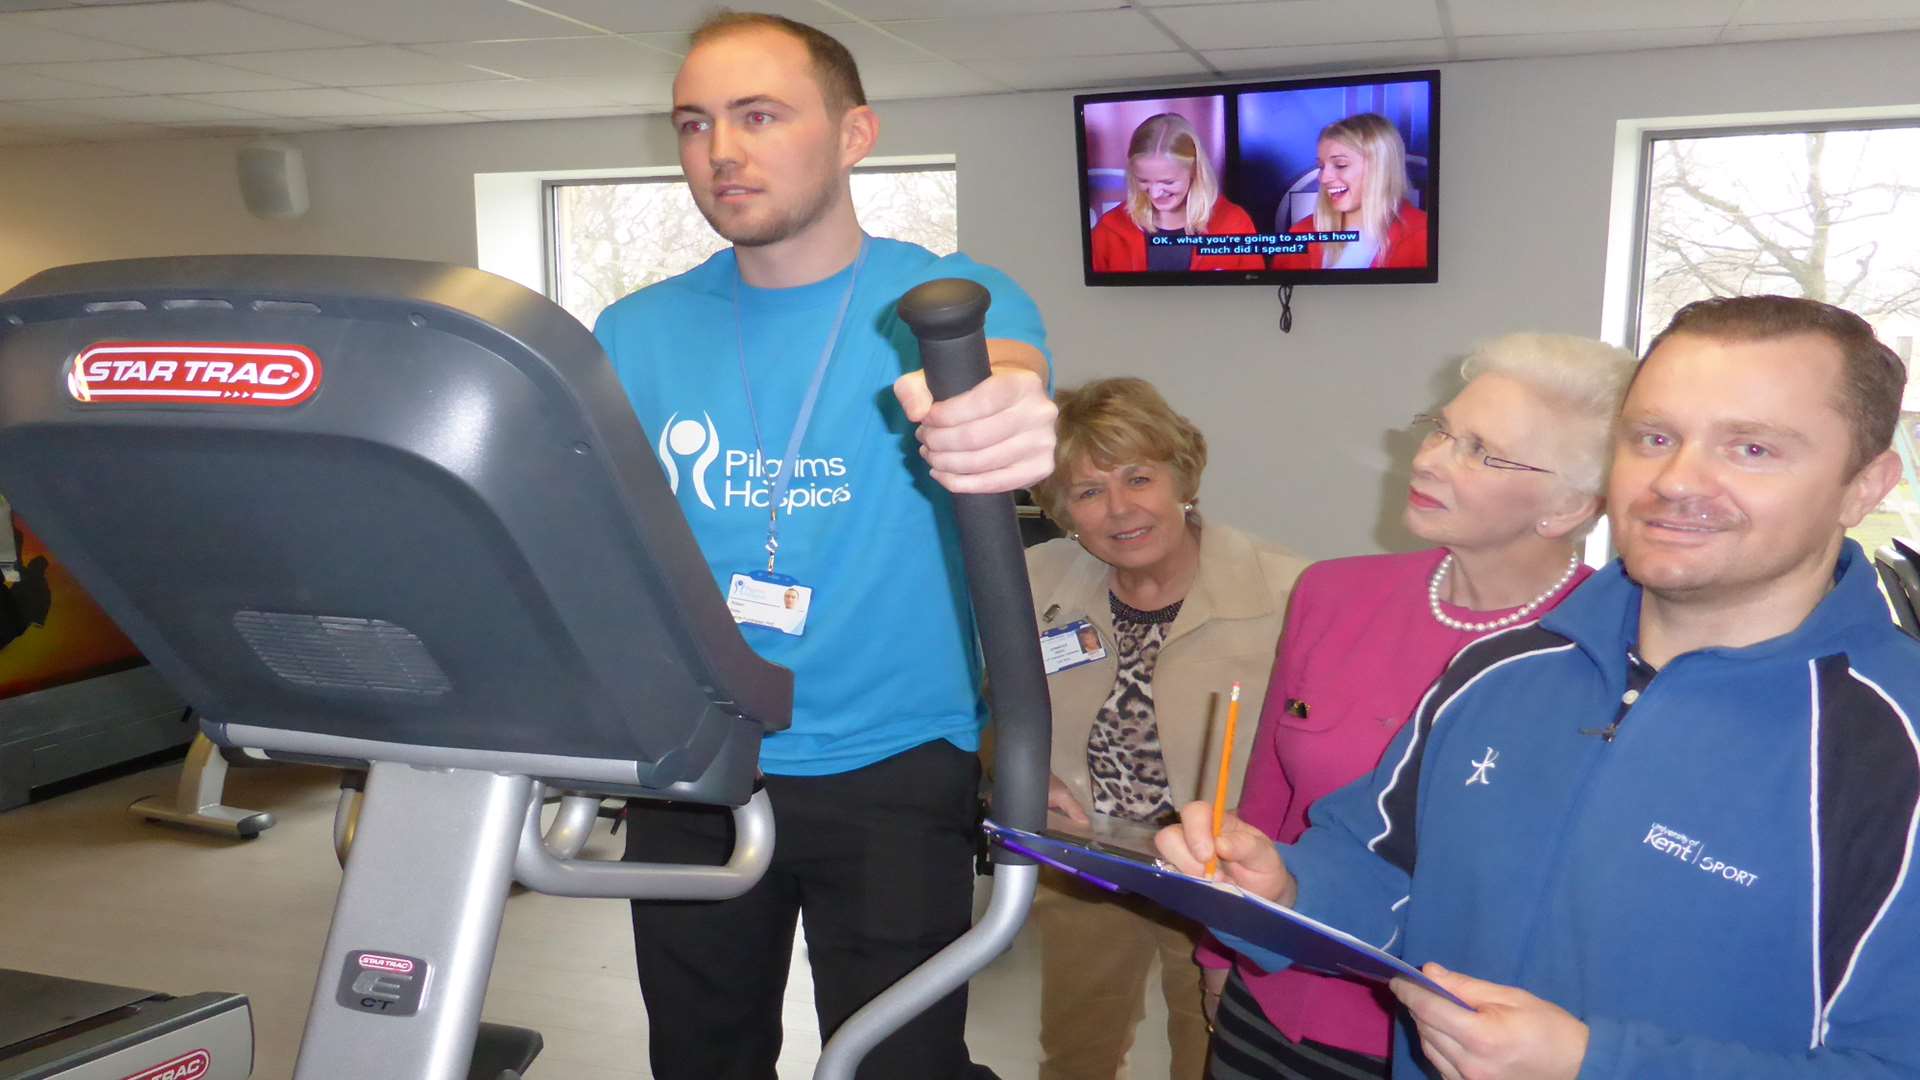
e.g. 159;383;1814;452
1197;333;1635;1080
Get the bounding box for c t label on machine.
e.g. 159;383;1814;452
335;950;429;1017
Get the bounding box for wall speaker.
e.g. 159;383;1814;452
236;140;310;220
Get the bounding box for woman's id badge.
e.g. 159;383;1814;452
1039;619;1107;675
727;570;813;636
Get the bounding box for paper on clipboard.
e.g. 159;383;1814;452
986;820;1468;1009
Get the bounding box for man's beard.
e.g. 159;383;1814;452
697;171;841;248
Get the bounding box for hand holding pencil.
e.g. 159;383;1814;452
1203;683;1242;879
1155;681;1298;906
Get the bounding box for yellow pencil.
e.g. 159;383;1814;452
1204;682;1242;879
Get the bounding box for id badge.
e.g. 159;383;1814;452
727;570;813;636
1040;619;1107;675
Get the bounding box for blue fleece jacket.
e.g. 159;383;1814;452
1225;542;1920;1078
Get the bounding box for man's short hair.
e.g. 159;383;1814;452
691;11;868;117
1643;295;1906;476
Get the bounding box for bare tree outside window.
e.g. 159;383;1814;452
1638;126;1920;555
550;166;958;330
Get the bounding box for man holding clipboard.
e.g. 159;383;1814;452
1160;297;1920;1079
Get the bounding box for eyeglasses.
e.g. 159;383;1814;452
1411;414;1554;475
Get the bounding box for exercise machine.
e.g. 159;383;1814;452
0;255;1050;1079
0;970;250;1080
128;726;276;838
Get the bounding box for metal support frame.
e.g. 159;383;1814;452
128;732;275;838
294;763;530;1080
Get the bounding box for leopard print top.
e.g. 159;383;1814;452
1086;592;1183;824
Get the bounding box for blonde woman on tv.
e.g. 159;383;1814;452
1271;112;1429;271
1091;112;1265;273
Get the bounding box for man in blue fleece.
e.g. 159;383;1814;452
1161;295;1920;1078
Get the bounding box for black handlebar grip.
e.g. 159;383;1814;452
898;279;1052;865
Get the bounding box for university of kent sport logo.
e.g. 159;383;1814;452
68;342;322;407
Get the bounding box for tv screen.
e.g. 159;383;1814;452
1075;69;1438;287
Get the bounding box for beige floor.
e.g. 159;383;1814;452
0;761;1178;1080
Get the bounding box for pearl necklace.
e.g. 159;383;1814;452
1428;550;1581;633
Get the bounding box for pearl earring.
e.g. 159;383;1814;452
1182;502;1195;513
1069;531;1081;542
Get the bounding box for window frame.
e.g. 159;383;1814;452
1624;115;1920;353
539;160;960;312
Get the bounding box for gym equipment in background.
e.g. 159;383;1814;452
0;968;251;1080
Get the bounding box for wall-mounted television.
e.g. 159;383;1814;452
1075;69;1439;287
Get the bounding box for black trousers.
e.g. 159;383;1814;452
626;738;995;1080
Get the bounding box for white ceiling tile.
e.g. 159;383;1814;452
314;111;488;126
1721;17;1920;42
880;10;1178;60
1455;27;1722;61
357;78;610;111
182;87;436;117
415;35;682;78
964;51;1208;91
470;105;643;121
164;117;337;132
207;46;508;87
227;0;582;44
29;122;181;142
1152;1;1444;51
621;21;936;69
859;61;1004;99
1446;0;1742;37
832;0;1123;16
15;57;309;94
0;67;127;100
526;0;838;34
19;1;366;54
1202;39;1451;74
811;23;941;66
539;73;675;106
28;94;275;123
0;15;154;62
1733;0;1920;23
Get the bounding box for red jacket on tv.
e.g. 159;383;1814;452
1269;201;1429;271
1090;199;1266;273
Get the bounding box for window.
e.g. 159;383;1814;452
1633;123;1920;557
546;164;958;329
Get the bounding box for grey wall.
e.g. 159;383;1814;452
4;30;1919;558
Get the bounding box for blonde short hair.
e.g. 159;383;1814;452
1458;333;1638;495
1032;378;1208;527
1124;113;1222;235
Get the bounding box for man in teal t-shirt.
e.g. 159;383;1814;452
593;13;1054;1080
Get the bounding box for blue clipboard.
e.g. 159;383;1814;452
985;820;1469;1009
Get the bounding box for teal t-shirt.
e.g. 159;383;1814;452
593;237;1049;776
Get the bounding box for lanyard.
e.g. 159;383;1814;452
733;235;868;573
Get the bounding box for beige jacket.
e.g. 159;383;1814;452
1024;522;1308;812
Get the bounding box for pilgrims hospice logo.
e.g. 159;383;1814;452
655;410;854;515
658;411;722;509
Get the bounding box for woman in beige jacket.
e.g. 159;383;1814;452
1022;377;1306;1080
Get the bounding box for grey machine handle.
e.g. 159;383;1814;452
511;788;775;899
815;278;1051;1079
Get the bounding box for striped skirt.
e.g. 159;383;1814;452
1207;970;1390;1080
